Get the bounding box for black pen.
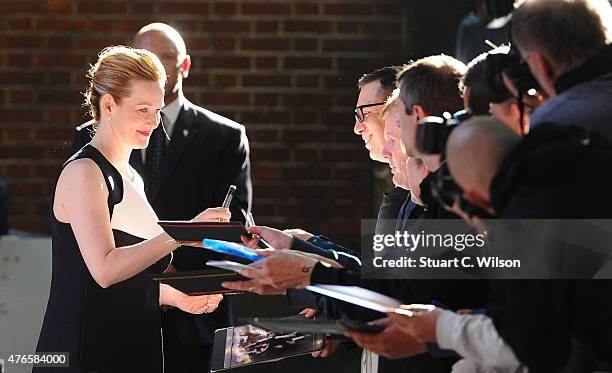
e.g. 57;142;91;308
219;185;236;222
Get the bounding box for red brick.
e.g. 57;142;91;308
48;0;72;12
249;129;279;142
285;57;331;70
213;74;237;88
0;36;44;48
88;20;115;32
47;36;73;49
48;72;71;85
35;54;84;67
254;94;278;106
200;56;250;69
324;3;372;15
213;2;237;15
284;130;328;143
296;2;319;15
256;21;278;33
78;2;127;14
294;39;318;51
7;54;32;67
185;36;211;50
170;20;199;34
200;93;249;106
159;2;209;14
376;3;398;16
0;1;46;13
251;148;290;161
115;19;148;33
286;93;332;106
241;111;290;124
0;146;44;159
283;167;330;180
0;72;44;85
243;74;290;87
337;22;360;34
9;18;32;31
296;75;319;88
255;57;278;69
242;38;290;51
37;19;86;32
254;185;289;198
48;109;72;123
295;149;319;161
284;21;331;33
4;128;32;141
33;164;62;178
5;164;31;177
242;3;290;15
186;73;209;86
38;91;82;104
10;91;34;104
34;128;73;141
252;166;280;180
210;37;234;51
323;149;366;162
74;36;122;49
202;21;250;33
131;2;154;13
323;39;368;52
0;109;43;122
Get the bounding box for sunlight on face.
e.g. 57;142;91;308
112;80;165;149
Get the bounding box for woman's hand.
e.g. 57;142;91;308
191;207;230;222
174;293;223;315
160;284;223;314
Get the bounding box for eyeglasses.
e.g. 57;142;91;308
354;102;386;123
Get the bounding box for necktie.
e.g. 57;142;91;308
144;113;167;199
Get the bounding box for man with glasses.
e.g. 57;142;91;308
511;0;612;139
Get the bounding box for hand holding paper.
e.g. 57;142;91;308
222;250;318;294
345;317;428;359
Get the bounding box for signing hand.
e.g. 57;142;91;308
192;207;230;222
241;225;293;250
388;306;441;343
222;250;318;294
345;317;427;359
284;228;314;241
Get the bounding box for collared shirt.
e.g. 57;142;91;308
141;94;184;163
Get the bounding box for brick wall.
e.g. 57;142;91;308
0;0;402;247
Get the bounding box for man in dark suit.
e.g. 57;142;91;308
72;23;251;372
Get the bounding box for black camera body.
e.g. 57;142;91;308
416;110;471;156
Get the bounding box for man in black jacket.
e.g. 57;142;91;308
443;116;612;371
72;23;252;373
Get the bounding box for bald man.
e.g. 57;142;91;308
446;116;519;215
71;23;252;372
445;117;612;370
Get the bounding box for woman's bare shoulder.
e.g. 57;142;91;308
56;158;107;196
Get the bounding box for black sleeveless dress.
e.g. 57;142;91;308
35;145;171;372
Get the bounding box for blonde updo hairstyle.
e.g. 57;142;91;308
84;45;167;125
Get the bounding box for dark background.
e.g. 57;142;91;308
0;1;476;371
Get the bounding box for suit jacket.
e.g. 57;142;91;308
72;98;252;345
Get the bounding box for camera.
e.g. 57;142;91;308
416;110;471;156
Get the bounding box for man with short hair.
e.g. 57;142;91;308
512;0;612;138
397;55;467;172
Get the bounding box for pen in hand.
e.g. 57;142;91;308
219;185;236;222
246;212;274;249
